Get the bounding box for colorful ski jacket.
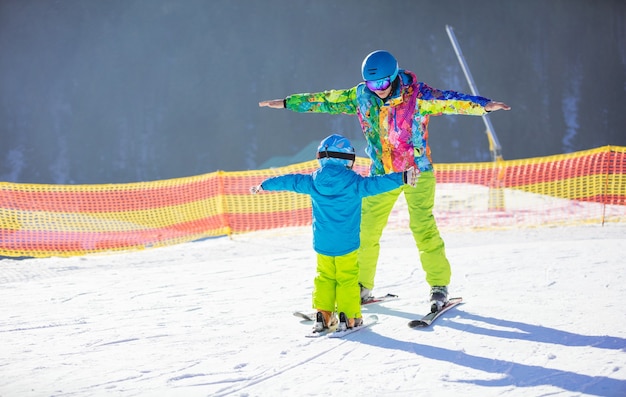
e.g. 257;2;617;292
285;70;491;176
260;163;404;256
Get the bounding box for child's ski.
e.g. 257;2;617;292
305;319;339;338
305;315;378;338
294;293;398;321
328;314;378;338
407;297;463;328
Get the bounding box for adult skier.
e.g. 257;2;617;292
259;50;510;312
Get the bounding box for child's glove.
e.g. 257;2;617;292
250;185;263;194
403;167;419;187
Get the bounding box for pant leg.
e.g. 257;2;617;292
357;187;402;290
404;171;451;287
312;253;336;312
334;250;361;319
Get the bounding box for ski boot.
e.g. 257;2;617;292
337;312;363;332
313;310;337;333
429;286;449;313
360;283;374;304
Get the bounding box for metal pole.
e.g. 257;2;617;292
445;25;505;210
445;25;502;161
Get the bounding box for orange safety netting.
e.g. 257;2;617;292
1;146;625;258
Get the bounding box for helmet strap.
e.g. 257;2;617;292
316;151;356;162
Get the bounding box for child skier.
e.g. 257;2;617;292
250;134;417;333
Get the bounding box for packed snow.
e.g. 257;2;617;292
1;223;625;396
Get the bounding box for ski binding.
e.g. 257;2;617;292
408;297;463;328
306;314;378;338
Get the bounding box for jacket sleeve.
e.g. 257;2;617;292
284;88;359;115
261;174;314;195
417;82;491;116
356;172;405;197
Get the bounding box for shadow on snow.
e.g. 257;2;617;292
445;310;626;351
358;308;626;396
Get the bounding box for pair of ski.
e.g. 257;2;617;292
305;313;379;339
295;294;463;338
296;293;398;339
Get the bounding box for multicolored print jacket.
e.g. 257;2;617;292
285;70;491;176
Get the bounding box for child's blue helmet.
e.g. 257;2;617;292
316;134;356;169
361;50;399;82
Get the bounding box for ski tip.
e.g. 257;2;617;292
363;314;378;323
293;311;315;321
407;320;428;328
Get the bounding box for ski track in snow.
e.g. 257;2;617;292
0;224;625;396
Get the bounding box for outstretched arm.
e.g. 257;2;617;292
417;82;510;115
259;99;285;109
251;174;314;194
485;101;511;112
260;88;358;115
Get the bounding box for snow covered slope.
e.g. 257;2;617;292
1;224;625;396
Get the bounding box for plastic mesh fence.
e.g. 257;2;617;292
1;146;624;258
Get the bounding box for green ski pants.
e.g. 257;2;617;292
358;171;451;290
312;250;361;319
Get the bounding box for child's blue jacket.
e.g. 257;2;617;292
261;164;404;256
